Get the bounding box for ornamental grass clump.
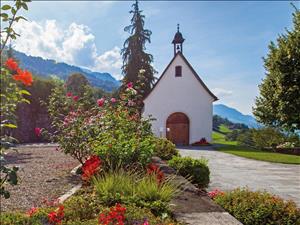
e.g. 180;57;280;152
93;168;178;216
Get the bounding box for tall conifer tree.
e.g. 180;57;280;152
121;0;156;98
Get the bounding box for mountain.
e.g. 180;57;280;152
213;104;258;128
12;50;120;92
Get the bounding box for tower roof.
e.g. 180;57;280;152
172;24;185;44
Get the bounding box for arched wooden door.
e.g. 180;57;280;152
166;112;189;145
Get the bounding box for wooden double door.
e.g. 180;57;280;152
166;112;189;145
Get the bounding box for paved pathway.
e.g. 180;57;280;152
178;146;300;206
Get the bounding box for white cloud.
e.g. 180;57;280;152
212;88;233;98
93;47;123;80
13;19;122;79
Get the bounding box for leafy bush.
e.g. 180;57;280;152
93;169;178;216
213;188;300;225
251;127;286;149
153;137;179;160
168;156;210;188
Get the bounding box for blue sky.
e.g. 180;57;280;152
10;1;298;115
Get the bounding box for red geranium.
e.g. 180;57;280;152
5;58;19;71
66;92;72;97
26;207;38;217
146;163;164;185
82;155;101;181
98;203;126;225
48;205;64;225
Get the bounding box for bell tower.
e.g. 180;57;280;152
172;24;185;56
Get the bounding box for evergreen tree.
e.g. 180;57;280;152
253;6;300;132
121;0;156;98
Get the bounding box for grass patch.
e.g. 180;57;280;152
212;131;300;164
218;124;232;134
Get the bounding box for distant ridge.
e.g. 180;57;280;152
12;50;120;92
213;104;258;128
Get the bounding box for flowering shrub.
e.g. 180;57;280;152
82;155;102;181
213;188;300;225
98;203;126;225
48;205;64;225
48;80;155;168
192;138;210;146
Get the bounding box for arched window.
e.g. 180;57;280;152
175;66;182;77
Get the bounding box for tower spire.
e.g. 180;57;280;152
172;24;185;56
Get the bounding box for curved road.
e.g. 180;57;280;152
178;146;300;206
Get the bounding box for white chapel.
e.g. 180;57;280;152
143;25;218;145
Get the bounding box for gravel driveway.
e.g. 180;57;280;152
178;146;300;206
1;144;80;212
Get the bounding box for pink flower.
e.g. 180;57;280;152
208;189;224;199
73;95;79;101
66;92;72;97
35;128;42;137
110;98;117;103
97;98;105;107
143;219;149;225
127;82;133;89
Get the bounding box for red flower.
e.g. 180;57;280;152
97;98;105;107
82;155;101;181
13;69;33;86
26;207;38;217
208;189;224;199
99;203;126;225
48;205;64;225
35;127;42;137
110;98;117;103
127;82;133;89
147;163;164;185
5;58;19;71
73;95;79;101
66;92;72;97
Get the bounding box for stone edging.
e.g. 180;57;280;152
152;157;242;225
58;164;82;204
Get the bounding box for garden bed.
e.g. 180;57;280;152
1;145;80;212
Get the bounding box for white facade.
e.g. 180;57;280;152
143;53;217;144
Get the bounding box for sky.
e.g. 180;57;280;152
7;0;299;115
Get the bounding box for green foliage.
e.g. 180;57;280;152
214;188;300;225
213;115;249;132
93;169;178;216
168;156;210;188
121;0;156;98
251;127;286;149
153;137;179;160
253;7;300;131
0;0;31;199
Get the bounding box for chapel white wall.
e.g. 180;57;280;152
143;54;214;143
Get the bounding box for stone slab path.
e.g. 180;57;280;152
178;146;300;206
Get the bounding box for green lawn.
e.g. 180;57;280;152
212;131;300;165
